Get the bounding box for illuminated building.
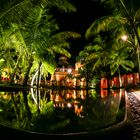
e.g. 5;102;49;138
50;56;86;87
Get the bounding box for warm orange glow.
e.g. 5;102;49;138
74;104;83;116
55;94;62;102
72;90;77;99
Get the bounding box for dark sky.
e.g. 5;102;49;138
53;0;110;65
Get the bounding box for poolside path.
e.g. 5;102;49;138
127;90;140;140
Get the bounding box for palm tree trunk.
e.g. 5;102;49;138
10;54;21;84
11;93;20;120
22;91;32;120
137;48;140;84
118;67;122;87
36;62;42;88
105;65;111;89
23;56;33;86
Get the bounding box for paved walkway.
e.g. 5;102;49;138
127;90;140;140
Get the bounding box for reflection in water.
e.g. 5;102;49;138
0;88;125;134
49;89;87;117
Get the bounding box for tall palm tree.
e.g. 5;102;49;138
95;0;140;77
77;33;134;88
21;6;81;86
0;23;27;84
0;0;80;86
77;35;113;88
99;0;140;45
109;40;134;87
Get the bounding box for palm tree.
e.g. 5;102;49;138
0;23;27;84
0;0;80;86
77;35;113;88
21;6;81;87
78;31;134;88
95;0;140;78
109;40;134;87
99;0;140;46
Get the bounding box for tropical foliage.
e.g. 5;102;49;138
76;0;140;88
0;0;81;86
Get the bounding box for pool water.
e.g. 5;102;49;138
0;88;125;135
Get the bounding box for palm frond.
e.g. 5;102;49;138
0;0;76;24
49;31;81;45
134;9;140;24
100;0;140;14
42;61;56;74
48;0;77;13
78;50;89;57
85;14;127;39
92;58;102;71
86;53;98;61
51;46;71;58
121;60;134;68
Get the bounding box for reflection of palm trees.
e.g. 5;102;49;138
11;93;20;121
30;87;46;112
22;91;32;119
9;91;32;129
31;88;87;117
79;89;124;129
0;88;126;133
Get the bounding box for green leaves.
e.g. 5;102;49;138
0;0;80;86
0;0;77;24
85;14;127;40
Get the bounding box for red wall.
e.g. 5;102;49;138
100;73;140;88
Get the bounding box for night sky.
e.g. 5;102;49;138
53;0;110;65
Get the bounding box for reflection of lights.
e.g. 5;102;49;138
80;78;85;86
73;78;76;87
103;101;106;104
62;103;65;108
80;90;86;100
55;94;62;102
49;90;86;117
72;90;77;99
100;90;108;98
74;104;83;116
67;103;72;108
113;93;117;98
81;94;85;100
111;101;114;105
30;88;38;105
